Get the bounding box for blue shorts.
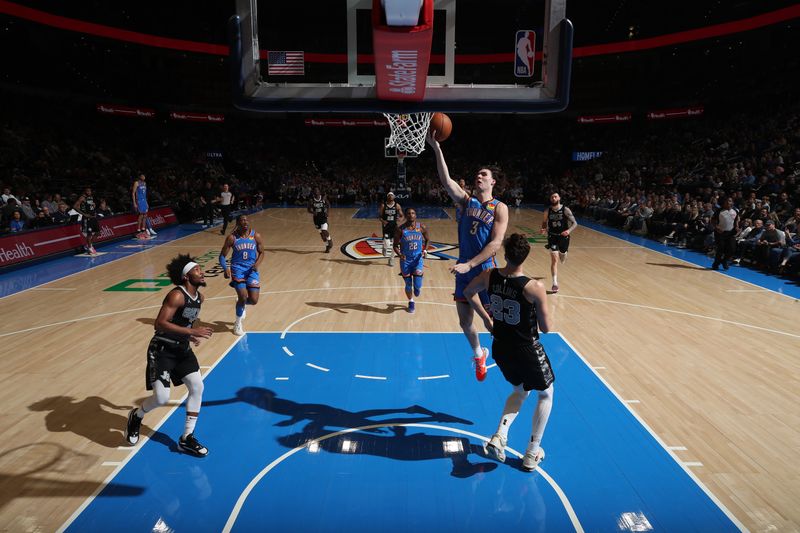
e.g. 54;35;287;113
230;265;260;290
401;255;424;277
137;202;148;214
454;259;495;303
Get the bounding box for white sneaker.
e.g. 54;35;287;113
388;256;394;266
484;433;507;463
233;321;245;336
522;447;545;472
148;228;157;236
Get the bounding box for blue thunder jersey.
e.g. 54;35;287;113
135;182;147;205
457;197;499;265
231;229;258;268
400;222;425;259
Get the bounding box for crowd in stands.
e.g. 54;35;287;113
546;104;800;278
1;94;798;280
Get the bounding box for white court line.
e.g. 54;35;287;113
306;363;329;372
683;462;704;467
486;363;497;370
725;289;769;293
101;461;121;467
355;374;387;380
112;222;138;229
417;374;449;380
556;332;745;531
59;336;243;533
559;294;800;340
592;366;606;370
116;446;134;451
222;423;584;533
668;446;688;451
625;400;641;404
281;346;294;356
275;377;289;381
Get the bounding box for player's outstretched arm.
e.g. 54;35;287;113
253;232;266;271
540;207;550;234
426;131;468;206
219;234;235;279
563;207;578;236
464;270;493;333
525;280;552;333
421;224;430;256
393;226;403;259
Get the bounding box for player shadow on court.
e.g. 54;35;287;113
136;317;231;333
645;262;709;270
28;396;139;448
267;247;319;255
305;302;407;314
204;387;497;478
0;443;144;511
323;258;375;267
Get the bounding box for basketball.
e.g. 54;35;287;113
430;112;452;142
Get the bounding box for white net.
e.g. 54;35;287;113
382;112;433;155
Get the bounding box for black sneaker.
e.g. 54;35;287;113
325;240;333;253
125;408;142;445
178;433;209;457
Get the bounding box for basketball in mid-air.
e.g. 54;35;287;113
430;112;452;142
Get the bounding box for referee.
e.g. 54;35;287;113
712;197;739;271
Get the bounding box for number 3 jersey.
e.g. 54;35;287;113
488;269;539;345
458;197;499;267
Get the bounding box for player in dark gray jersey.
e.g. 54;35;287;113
464;234;554;472
540;192;577;293
125;254;213;457
308;187;333;253
74;187;100;255
379;192;403;266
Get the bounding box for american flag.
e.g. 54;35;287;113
267;51;305;76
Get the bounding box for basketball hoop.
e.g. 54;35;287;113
383;112;432;155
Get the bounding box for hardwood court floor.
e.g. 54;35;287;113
0;207;797;532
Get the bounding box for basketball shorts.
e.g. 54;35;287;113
81;216;100;235
137;201;149;214
453;259;494;303
314;216;328;231
491;339;555;391
401;254;424;277
230;265;260;290
382;222;397;240
547;233;570;253
146;336;200;389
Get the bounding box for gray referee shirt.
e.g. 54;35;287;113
220;191;234;206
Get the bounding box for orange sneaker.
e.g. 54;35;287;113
474;347;488;382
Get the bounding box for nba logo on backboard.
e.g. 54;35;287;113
514;30;536;78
